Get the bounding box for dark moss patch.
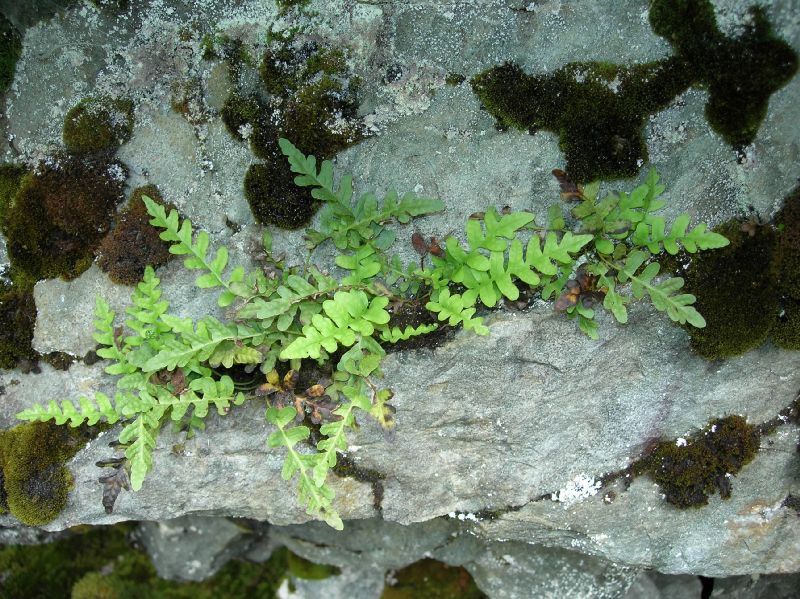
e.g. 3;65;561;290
2;154;127;281
0;163;27;236
0;524;293;599
0;283;37;370
40;351;77;370
63;96;135;155
649;1;798;147
244;161;316;229
382;559;487;599
258;39;361;159
471;0;797;182
0;421;97;526
638;415;760;508
471;58;692;182
0;13;21;95
219;34;364;228
776;186;800;297
96;185;176;285
445;72;466;86
684;219;780;359
220;93;279;159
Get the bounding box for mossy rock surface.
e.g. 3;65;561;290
0;421;95;526
0;163;27;230
685;219;780;360
471;0;797;181
63;96;135;155
96;185;175;285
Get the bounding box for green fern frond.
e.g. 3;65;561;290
267;406;343;530
379;323;438;343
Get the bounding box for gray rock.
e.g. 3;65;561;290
32;264;134;357
133;515;252;581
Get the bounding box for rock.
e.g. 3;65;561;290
133;515;253;581
32;265;133;357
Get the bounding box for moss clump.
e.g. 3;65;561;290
381;559;486;599
0;525;299;599
0;163;27;233
220;93;279;159
471;0;797;182
649;1;798;147
0;13;21;95
643;415;760;508
96;185;175;285
0;421;95;525
0;283;37;370
244;161;315;228
684;219;780;359
471;58;692;182
63;96;135;155
773;187;800;349
2;155;127;281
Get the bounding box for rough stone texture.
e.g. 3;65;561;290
1;0;799;593
32;264;134;356
133;515;253;581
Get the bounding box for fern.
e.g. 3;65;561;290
16;139;730;530
379;323;438;343
278;138;444;251
266;406;343;530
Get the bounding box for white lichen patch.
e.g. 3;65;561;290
552;473;602;508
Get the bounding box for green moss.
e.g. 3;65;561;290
644;415;760;508
684;219;780;359
445;72;466;86
0;421;97;525
471;0;797;182
650;1;798;147
63;97;135;155
0;163;27;232
257;40;361;160
96;185;175;285
773;297;800;350
0;525;298;599
0;13;21;95
287;552;340;580
2;155;126;281
471;58;692;182
0;283;37;370
220;93;278;159
381;559;486;599
244;161;315;229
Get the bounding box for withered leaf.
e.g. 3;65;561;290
99;464;130;515
552;168;583;201
411;231;428;256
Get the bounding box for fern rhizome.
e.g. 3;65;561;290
17;139;729;528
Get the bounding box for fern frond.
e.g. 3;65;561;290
425;288;489;335
280;290;390;360
142;196;245;300
610;251;705;327
120;407;165;491
267;406;343;530
16;393;122;427
279;138;443;252
379;323;438;343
